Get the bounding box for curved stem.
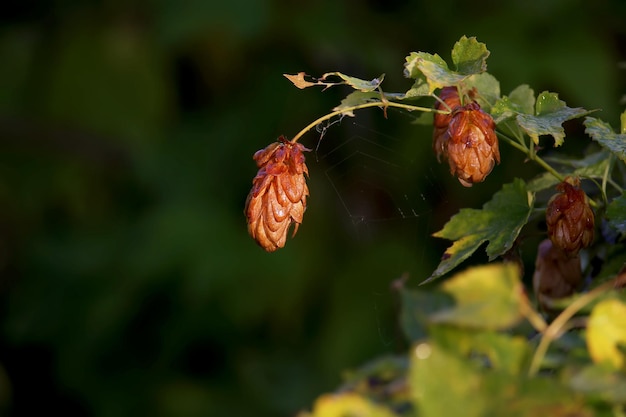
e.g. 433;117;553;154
527;279;617;377
290;101;444;143
496;131;564;182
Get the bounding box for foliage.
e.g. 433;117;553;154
272;37;626;416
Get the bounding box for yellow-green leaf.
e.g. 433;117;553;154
586;298;626;370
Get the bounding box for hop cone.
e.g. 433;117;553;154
245;136;310;252
546;176;594;258
533;239;582;313
433;87;500;187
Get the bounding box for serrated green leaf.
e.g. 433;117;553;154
332;91;381;116
451;36;490;75
516;91;589;147
587;298;626;371
584;116;626;163
429;179;534;280
606;193;626;235
430;263;525;330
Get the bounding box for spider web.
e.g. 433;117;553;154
312;108;447;243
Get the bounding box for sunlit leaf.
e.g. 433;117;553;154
430;326;530;375
410;342;489;417
305;393;396;417
284;72;319;89
284;72;385;92
430;263;525;330
429;179;534;280
451;35;490;75
516;92;589;146
404;51;465;93
584;116;626;163
324;72;385;92
606;193;626;235
587;298;626;370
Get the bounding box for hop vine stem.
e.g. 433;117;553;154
527;279;618;377
289;101;445;144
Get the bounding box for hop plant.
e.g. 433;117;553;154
433;86;500;187
245;136;310;252
545;176;595;258
532;239;583;313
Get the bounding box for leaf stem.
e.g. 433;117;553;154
290;101;444;144
527;279;617;377
496;131;564;182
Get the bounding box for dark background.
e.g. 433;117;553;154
0;0;624;416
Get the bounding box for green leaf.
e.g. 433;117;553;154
430;263;525;330
410;342;490;417
284;72;384;92
464;72;500;111
451;35;490;75
430;326;531;375
568;364;626;403
587;298;626;370
403;76;430;98
491;85;535;124
606;193;626;235
404;51;465;93
526;151;611;192
306;392;397;417
411;340;591;417
429;179;534;280
516;91;589;147
584;116;626;163
325;72;385;92
399;288;454;341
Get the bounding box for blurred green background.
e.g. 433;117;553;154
0;0;624;416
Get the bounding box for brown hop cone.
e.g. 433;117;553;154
546;176;594;258
245;136;310;252
433;87;500;187
533;239;583;313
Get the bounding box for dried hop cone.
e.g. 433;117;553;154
533;239;583;313
433;86;500;187
546;176;594;258
245;136;310;252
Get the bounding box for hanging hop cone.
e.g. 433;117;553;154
533;239;583;314
245;136;310;252
433;86;500;187
546;176;594;258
